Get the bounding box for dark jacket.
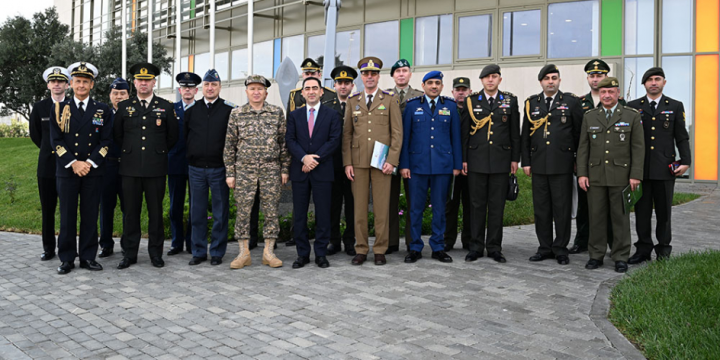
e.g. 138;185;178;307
30;97;66;178
168;100;193;175
285;104;341;182
184;97;235;168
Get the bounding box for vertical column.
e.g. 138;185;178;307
209;0;215;68
148;0;153;63
122;0;127;78
600;0;622;57
273;38;282;77
248;0;254;75
693;0;719;181
399;18;413;62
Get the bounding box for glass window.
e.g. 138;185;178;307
83;0;91;22
307;30;361;68
662;0;693;53
159;67;172;89
181;56;189;72
625;0;654;55
231;48;248;79
365;21;399;66
415;15;453;66
253;40;274;78
215;52;229;82
547;0;599;58
458;14;492;59
661;56;693;126
282;35;304;74
502;10;541;57
194;52;210;77
623;57;653;101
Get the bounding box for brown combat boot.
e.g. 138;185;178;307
230;240;251;269
262;239;283;268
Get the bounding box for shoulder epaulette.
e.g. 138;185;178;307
290;88;301;93
386;89;395;96
624;106;639;113
563;92;578;98
526;94;537;101
323;87;336;93
185;102;195;110
349;92;361;98
502;90;515;97
469;91;482;97
583;108;594;115
381;89;393;95
442;95;456;102
406;95;422;103
224;100;238;108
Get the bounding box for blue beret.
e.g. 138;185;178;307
203;69;221;82
422;70;443;83
110;77;129;91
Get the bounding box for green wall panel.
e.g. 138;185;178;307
601;0;622;56
399;18;414;64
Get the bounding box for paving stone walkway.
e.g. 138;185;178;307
0;184;717;360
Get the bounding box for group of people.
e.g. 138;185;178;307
29;56;690;274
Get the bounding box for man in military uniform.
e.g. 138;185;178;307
577;77;644;273
286;58;341;114
444;77;472;251
399;71;462;264
49;62;112;274
343;57;402;266
30;66;70;261
327;65;358;256
113;62;178;269
167;72;200;256
462;64;520;264
627;67;691;263
570;59;626;254
98;77;130;258
224;75;289;269
386;59;424;254
522;65;584;265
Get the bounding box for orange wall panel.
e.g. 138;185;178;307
696;0;720;52
694;55;719;181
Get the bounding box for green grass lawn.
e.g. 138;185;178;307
609;250;720;360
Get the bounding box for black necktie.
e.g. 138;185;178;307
546;97;553;111
367;94;373;108
650;100;657;115
341;102;346;115
207;101;213;110
430;99;436;114
488;97;494;107
78;101;85;117
141;99;147;109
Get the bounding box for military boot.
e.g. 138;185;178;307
262;239;283;268
230;240;251;269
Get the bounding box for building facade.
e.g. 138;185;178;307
54;0;720;183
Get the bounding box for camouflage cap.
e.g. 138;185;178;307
244;74;271;88
597;77;619;88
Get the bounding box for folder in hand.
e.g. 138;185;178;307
622;182;643;214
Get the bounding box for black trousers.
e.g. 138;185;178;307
574;178;614;249
99;161;123;249
467;172;508;254
532;173;573;257
56;176;102;262
37;176;58;254
292;178;332;257
121;176;166;259
389;174;411;247
444;175;471;249
330;170;355;248
634;179;675;257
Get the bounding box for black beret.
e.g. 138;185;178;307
641;67;665;84
538;64;560;81
479;64;501;79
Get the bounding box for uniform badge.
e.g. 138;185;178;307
355;105;360;111
561;116;567;124
127;107;136;116
92;117;104;126
592;134;597;139
156;119;162;126
620;133;626;142
378;104;386;110
664;121;670;129
502;115;508;122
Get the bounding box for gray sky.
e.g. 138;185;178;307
0;0;55;24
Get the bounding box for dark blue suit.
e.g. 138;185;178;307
399;95;462;252
49;97;113;262
285;104;341;258
99;108;125;250
168;100;193;252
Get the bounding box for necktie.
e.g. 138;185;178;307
546;97;553;111
141;99;147;109
606;109;613;120
650;100;657;115
341;102;346;116
78;101;85;117
367;94;373;108
430;99;436;114
399;90;405;104
207;101;213;110
488;97;494;107
308;108;315;138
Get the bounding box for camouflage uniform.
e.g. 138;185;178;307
224;101;290;240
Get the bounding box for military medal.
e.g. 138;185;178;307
561;116;567;124
156;118;162;126
355;104;360;111
620;133;626;141
127;107;135;116
664;120;670;129
502;115;508;122
592;134;597;139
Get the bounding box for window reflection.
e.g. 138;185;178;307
625;0;654;55
365;21;399;66
623;57;653;101
307;30;361;68
662;0;693;53
503;10;541;56
231;48;248;79
548;0;598;58
253;40;274;78
282;35;305;74
415;15;453;66
458;14;492;59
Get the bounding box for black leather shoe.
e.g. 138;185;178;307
315;256;330;268
210;257;222;266
57;261;74;274
615;261;628;273
249;237;258;250
628;252;652;264
489;251;506;263
432;251;453;263
404;251;422;263
188;256;207;265
656;253;670;261
151;257;165;268
529;253;553;262
292;256;310;269
569;244;588;254
167;247;182;256
98;248;113;258
465;251;483;262
585;259;604;269
79;259;103;271
386;245;400;254
327;244;341;256
41;252;55;261
444;244;454;252
556;255;570;265
285;238;296;247
117;257;137;269
351;254;367;265
374;254;387;265
346;248;357;256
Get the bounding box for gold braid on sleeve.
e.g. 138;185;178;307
467;96;492;139
526;99;549;136
58;104;71;133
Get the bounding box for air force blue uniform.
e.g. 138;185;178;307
399;95;463;252
167;100;193;252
